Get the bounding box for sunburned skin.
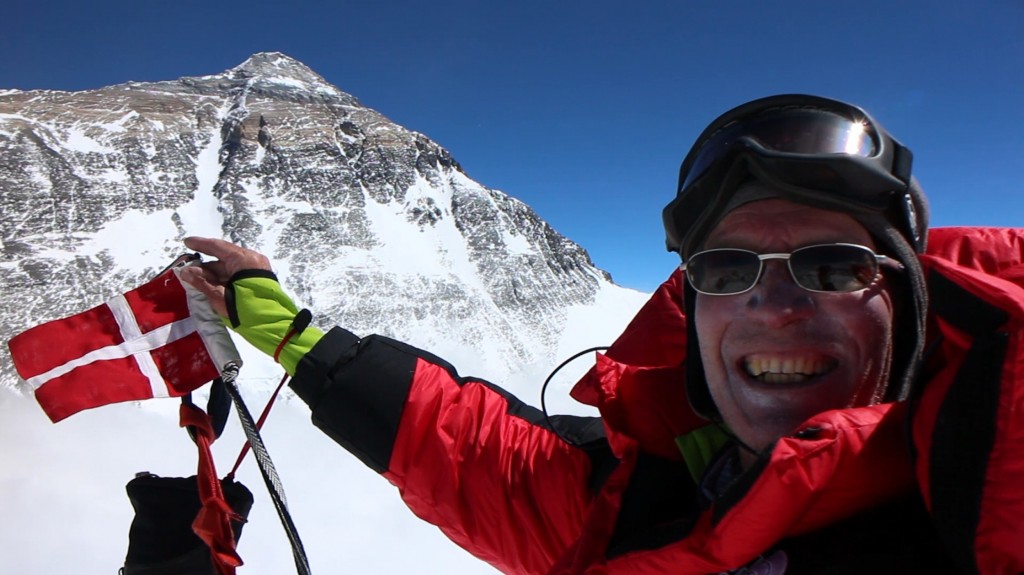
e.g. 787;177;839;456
694;194;896;469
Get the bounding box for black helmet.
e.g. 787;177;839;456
663;94;930;418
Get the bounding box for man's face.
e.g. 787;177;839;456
693;198;896;459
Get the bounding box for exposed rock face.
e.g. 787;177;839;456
0;52;627;392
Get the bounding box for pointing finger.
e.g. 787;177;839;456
183;236;272;277
184;236;238;260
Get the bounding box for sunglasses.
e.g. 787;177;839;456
681;243;903;296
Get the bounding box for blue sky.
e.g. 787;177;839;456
4;0;1022;291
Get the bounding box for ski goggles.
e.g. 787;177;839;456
677;106;898;193
680;243;903;296
663;95;918;256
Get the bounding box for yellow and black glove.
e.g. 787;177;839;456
224;270;325;376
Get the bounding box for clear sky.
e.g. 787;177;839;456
4;0;1022;291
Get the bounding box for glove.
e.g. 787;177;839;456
224;270;325;375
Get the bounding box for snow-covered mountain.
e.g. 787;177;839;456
0;51;647;390
0;53;652;573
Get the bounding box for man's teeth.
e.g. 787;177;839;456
759;372;809;384
744;357;834;383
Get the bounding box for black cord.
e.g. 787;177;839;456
539;347;760;459
540;346;610;447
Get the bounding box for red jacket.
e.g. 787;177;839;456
289;227;1024;574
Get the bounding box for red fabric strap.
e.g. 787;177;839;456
180;403;244;575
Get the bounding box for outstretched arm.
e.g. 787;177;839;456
178;236;609;574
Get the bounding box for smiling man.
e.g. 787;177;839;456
661;96;932;479
690;193;898;466
181;95;1024;574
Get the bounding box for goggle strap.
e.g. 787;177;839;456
899;193;924;252
892;144;913;183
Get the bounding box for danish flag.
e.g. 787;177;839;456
8;258;240;422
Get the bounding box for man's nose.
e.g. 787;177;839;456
743;260;815;324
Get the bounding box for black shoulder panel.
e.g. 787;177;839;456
926;270;1010;575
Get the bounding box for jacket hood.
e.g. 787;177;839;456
570;226;1024;460
570;270;698;459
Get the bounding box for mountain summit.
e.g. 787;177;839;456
230;51;329;83
0;53;645;392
